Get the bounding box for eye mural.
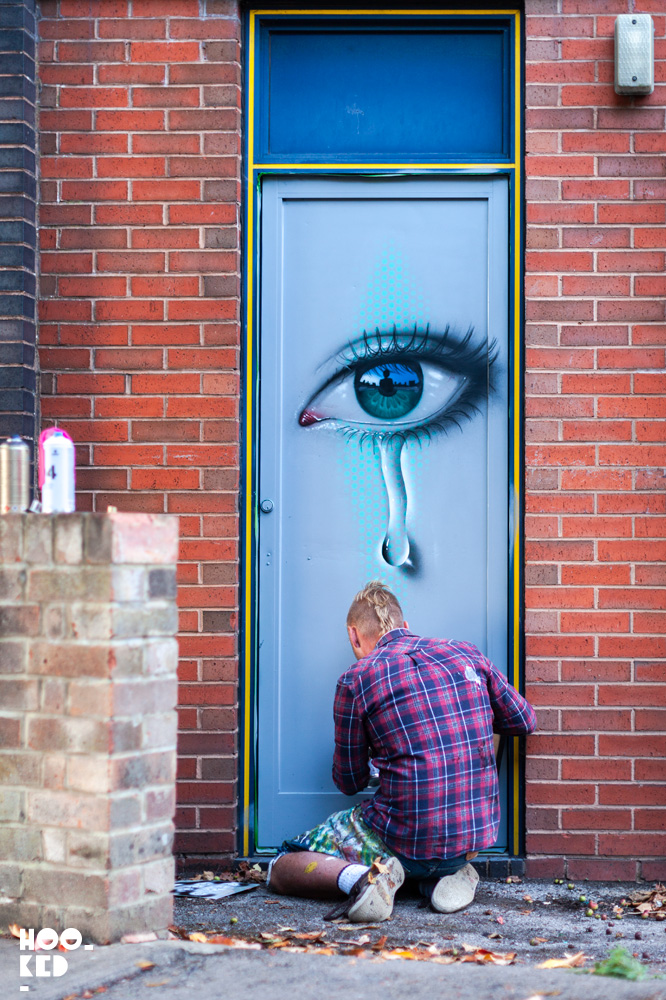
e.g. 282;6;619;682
298;326;498;575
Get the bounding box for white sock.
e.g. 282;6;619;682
337;864;370;894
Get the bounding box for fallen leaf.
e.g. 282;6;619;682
538;951;588;969
258;933;290;946
334;923;381;931
341;934;370;947
291;931;327;942
496;916;505;924
146;982;171;988
523;894;534;903
188;933;209;944
205;934;239;945
202;870;215;881
372;935;388;951
530;937;549;945
629;884;664;907
168;925;189;940
8;924;21;939
519;909;534;915
459;944;516;965
135;960;156;971
487;932;502;940
205;936;261;950
592;946;648;981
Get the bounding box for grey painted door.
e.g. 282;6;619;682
257;176;509;850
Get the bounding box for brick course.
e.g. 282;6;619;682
524;0;666;880
29;0;666;875
36;0;240;858
0;512;179;942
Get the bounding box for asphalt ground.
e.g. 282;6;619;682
2;878;665;1000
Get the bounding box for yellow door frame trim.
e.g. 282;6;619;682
243;7;523;858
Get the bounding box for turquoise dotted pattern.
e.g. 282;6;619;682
339;244;431;603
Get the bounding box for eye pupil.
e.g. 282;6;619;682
379;369;397;397
355;361;424;420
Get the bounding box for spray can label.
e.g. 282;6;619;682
0;436;30;513
39;429;76;513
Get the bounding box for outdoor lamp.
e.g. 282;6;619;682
614;14;654;95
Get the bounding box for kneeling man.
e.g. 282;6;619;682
269;581;536;922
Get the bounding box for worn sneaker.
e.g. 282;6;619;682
430;862;479;913
324;857;405;923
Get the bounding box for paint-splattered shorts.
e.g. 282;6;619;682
280;804;391;867
269;803;472;887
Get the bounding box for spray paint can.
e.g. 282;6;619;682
0;436;30;513
39;428;76;513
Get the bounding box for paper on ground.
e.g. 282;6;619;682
174;880;260;899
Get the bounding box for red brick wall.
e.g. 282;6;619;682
36;1;666;872
524;0;666;880
37;0;242;856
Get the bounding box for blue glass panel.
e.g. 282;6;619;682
258;22;511;161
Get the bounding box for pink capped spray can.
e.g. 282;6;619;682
39;427;76;513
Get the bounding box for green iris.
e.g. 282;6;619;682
354;361;424;421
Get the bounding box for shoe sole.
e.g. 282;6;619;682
347;857;405;923
430;863;480;914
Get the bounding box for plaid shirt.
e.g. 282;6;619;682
332;629;537;860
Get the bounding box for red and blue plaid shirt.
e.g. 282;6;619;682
332;629;537;860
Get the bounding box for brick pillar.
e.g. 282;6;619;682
0;512;178;943
0;0;39;454
524;0;666;881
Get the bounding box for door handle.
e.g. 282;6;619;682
260;499;274;514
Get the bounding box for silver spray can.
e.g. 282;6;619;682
40;429;76;513
0;436;30;513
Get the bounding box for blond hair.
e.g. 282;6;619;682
346;580;404;639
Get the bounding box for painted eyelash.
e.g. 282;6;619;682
340;324;493;376
318;325;498;446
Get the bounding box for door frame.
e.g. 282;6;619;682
240;6;524;859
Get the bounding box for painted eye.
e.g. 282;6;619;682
299;355;467;435
297;326;498;573
299;327;496;442
354;361;423;420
